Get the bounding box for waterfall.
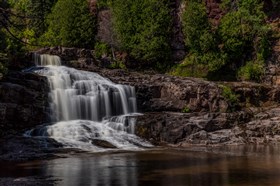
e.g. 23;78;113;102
25;54;151;151
34;53;61;66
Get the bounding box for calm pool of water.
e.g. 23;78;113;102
1;145;280;186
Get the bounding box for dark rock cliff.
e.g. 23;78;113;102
0;71;50;137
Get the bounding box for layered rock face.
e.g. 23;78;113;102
135;108;280;146
0;71;50;137
100;70;229;113
100;69;280;146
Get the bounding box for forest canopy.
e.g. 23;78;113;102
0;0;278;81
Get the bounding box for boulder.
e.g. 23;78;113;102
91;139;117;149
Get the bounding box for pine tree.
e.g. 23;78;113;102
41;0;97;48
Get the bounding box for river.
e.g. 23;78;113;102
1;145;280;186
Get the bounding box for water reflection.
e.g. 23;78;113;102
46;154;138;186
2;145;280;186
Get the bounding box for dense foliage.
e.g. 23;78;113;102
0;1;11;76
175;0;272;81
41;0;97;48
27;0;57;38
173;1;224;77
0;28;8;77
219;0;270;81
111;0;172;67
175;0;270;80
0;0;278;81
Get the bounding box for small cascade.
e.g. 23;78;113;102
26;53;152;151
34;53;61;66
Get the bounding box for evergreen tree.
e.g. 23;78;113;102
27;0;57;37
112;0;172;67
181;1;223;73
41;0;97;48
219;0;271;81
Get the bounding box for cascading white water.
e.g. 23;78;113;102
25;54;151;151
36;66;137;122
34;53;61;66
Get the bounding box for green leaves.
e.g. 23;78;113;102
218;0;270;81
112;0;171;67
182;1;221;74
237;60;264;81
182;1;210;52
180;0;271;81
42;0;97;48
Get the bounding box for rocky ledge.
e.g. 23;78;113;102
135;108;280;146
96;69;280;146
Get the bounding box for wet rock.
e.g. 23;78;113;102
135;107;280;146
0;176;58;186
135;111;252;145
0;136;63;161
91;139;117;149
0;71;50;137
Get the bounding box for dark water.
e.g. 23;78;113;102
1;146;280;186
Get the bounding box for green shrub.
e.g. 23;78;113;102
169;53;208;77
237;61;264;82
109;60;126;69
182;1;211;52
94;42;110;58
182;106;190;113
97;0;111;9
179;0;271;81
220;85;239;110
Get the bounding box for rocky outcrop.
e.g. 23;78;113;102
204;0;223;25
0;71;50;137
135;111;252;145
170;0;186;61
0;136;62;161
99;69;230;113
94;69;280;146
223;82;274;107
135;107;280;146
97;9;118;48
